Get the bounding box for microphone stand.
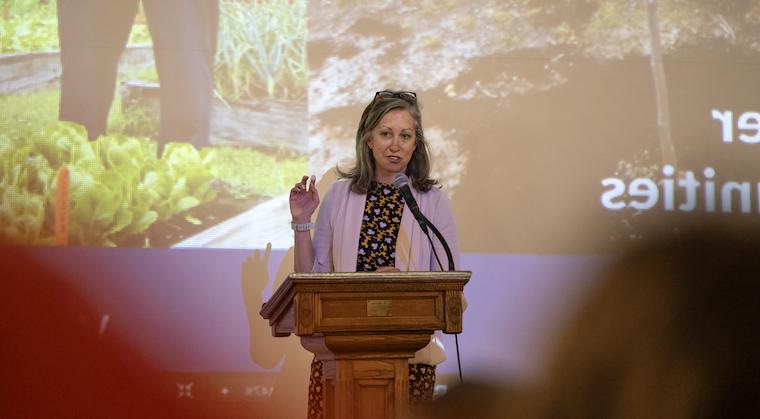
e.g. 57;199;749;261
419;214;455;272
394;173;463;384
417;214;463;385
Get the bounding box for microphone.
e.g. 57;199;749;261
393;173;428;233
393;173;455;271
394;173;463;385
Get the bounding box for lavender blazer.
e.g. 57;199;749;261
312;179;460;273
311;179;461;365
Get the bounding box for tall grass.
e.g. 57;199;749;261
215;0;307;102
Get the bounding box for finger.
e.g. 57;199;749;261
308;174;318;194
300;175;309;187
264;242;272;262
292;180;307;193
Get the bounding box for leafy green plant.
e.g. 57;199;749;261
91;134;159;241
0;0;58;53
65;153;135;247
149;143;217;220
0;131;51;244
0;184;46;244
1;88;307;247
0;121;182;246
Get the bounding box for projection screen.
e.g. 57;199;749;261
2;0;760;416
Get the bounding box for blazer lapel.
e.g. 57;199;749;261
396;187;422;271
337;189;365;272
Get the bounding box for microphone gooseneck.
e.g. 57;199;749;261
393;173;455;271
393;173;428;233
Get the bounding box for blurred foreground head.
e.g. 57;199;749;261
523;225;760;419
424;225;760;419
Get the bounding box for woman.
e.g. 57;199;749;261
289;90;460;419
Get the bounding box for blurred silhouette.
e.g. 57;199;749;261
241;243;310;419
419;224;760;419
56;0;218;149
241;172;338;418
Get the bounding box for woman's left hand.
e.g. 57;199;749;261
375;266;401;273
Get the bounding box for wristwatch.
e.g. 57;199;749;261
291;222;314;232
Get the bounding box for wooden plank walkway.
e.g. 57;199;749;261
0;45;154;94
171;194;292;250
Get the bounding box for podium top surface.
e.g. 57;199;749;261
260;271;471;320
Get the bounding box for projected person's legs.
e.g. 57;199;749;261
57;0;140;140
142;0;219;149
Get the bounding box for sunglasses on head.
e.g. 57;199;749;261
374;90;417;104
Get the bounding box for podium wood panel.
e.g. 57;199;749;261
260;271;470;419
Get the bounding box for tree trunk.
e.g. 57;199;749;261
646;0;677;167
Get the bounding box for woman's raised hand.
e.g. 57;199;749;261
289;175;319;223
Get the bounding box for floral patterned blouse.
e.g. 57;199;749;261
356;182;405;271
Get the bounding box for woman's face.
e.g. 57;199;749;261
367;109;417;184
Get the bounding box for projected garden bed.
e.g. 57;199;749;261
0;0;307;249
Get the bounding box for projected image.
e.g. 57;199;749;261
6;2;760;417
5;0;760;252
309;0;760;254
0;0;307;248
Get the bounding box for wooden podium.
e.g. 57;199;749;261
259;271;470;419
